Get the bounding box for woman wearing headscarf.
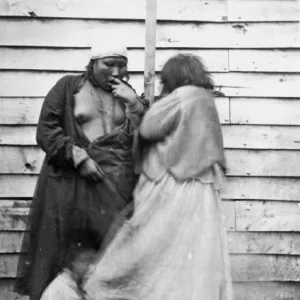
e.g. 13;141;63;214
81;54;233;300
14;42;147;300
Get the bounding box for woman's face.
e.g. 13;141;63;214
92;56;128;91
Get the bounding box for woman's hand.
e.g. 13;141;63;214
78;158;105;181
110;78;138;103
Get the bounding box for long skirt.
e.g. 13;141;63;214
84;171;233;300
15;130;137;300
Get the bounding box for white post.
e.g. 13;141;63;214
144;0;157;105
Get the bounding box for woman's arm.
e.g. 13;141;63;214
125;96;147;128
139;94;180;142
110;79;147;128
36;76;88;169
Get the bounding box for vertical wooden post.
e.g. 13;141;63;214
144;0;157;105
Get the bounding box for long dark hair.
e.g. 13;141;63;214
160;54;214;96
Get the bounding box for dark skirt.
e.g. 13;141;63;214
15;129;137;300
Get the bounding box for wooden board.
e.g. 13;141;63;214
0;175;37;198
1;20;299;48
2;175;300;201
223;177;300;201
6;0;299;23
0;202;30;231
2;71;300;98
230;98;300;125
226;150;300;177
236;201;300;232
0;200;234;231
1;254;300;281
216;73;300;98
0;279;27;300
0;98;43;125
234;282;300;300
0;0;227;22
0;48;229;72
228;232;300;255
0;126;37;145
227;0;300;22
231;254;300;281
229;50;300;73
3;125;300;150
0;255;19;278
2;147;300;177
223;125;300;150
2;280;300;300
0;146;44;174
0;233;26;254
3;231;300;255
0;96;229;125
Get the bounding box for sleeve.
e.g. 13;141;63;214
125;97;146;128
139;94;180;142
120;81;148;129
36;76;89;169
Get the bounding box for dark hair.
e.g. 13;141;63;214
160;54;214;95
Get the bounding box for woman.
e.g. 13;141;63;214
81;54;233;300
15;42;146;300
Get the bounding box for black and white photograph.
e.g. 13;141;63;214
0;0;300;299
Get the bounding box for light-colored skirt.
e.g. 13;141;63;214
84;170;233;300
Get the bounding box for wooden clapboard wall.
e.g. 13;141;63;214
0;0;300;299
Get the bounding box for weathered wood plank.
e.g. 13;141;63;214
231;255;300;281
2;175;300;201
236;201;300;232
226;150;300;177
0;233;26;254
0;126;37;145
230;50;300;73
125;73;300;98
228;0;300;22
0;255;19;278
1;254;300;281
0;98;42;125
0;279;27;300
0;0;227;22
0;96;229;125
234;282;300;300
3;231;300;255
2;71;300;98
216;73;300;98
0;175;38;198
1;20;299;48
223;177;300;201
0;200;235;231
2;280;300;300
231;98;300;125
0;48;229;72
2;147;300;177
0;72;65;98
0;147;44;174
3;125;300;150
228;232;300;255
223;125;300;150
0;202;30;231
0;212;28;232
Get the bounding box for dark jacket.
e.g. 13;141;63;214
15;74;144;300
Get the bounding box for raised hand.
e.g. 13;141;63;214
110;78;139;103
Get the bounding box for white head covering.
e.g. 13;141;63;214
90;40;128;60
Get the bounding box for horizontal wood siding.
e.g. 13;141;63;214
0;1;299;299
